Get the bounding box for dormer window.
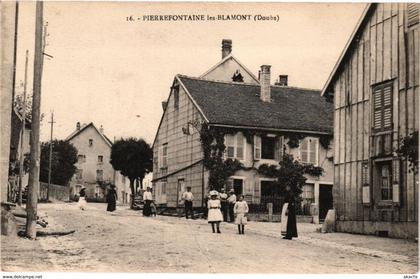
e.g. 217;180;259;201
232;70;244;82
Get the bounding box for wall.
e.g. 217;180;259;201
39;182;70;202
68;125;115;199
153;78;206;206
0;2;17;203
201;56;259;84
330;3;418;235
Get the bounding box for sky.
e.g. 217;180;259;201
14;2;366;144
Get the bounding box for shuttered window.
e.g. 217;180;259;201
254;135;262;160
407;3;419;27
236;133;244;160
226;135;235;158
372;83;393;132
300;138;318;166
225;133;246;160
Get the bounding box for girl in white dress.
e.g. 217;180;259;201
207;190;223;233
234;195;249;234
78;187;87;211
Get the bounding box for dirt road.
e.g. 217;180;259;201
1;202;418;273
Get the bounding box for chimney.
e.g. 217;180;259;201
260;65;271;102
161;101;168;111
221;39;232;59
76;122;81;130
99;125;104;134
275;75;288;86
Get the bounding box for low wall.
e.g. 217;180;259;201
39;182;70;202
336;220;418;239
247;213;313;223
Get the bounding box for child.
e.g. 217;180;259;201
78;187;87;211
207;190;223;233
234;195;249;234
150;201;157;217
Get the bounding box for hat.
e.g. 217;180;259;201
229;189;235;193
209;190;218;196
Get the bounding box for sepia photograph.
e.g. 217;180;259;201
0;1;419;277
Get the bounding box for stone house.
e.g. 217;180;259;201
321;3;419;238
66;122;130;204
152;40;334;222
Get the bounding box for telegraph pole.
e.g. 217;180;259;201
26;1;44;239
47;112;55;201
17;50;29;206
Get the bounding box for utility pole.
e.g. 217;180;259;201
17;50;29;206
26;1;44;239
47;111;55;201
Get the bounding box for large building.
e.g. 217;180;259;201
66;122;131;204
152;40;334;222
321;3;419;238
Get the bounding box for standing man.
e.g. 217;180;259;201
227;189;237;222
143;186;153;217
182;186;194;219
219;188;228;222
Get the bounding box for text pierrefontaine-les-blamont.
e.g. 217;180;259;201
126;14;280;22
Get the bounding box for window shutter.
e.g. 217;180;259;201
226;135;235;159
392;158;401;204
362;161;370;204
407;3;419;27
301;139;309;163
373;84;393;132
254;135;261;160
373;88;383;131
309;139;317;165
274;136;283;161
253;179;261;204
236;133;244;160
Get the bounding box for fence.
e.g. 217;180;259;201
39;182;70;202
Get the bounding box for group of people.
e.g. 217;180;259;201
182;187;249;234
142;187;157;217
77;184;118;213
183;185;298;239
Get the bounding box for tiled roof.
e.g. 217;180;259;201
178;75;333;134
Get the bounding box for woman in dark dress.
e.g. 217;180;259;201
283;186;298;240
106;184;118;212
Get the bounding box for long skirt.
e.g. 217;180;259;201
207;208;223;223
107;201;116;212
286;204;298;238
143;200;152;216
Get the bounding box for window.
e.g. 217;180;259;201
89;139;93;146
302;184;315;202
160;143;168;168
377;162;392;201
254;135;283;160
96;169;103;182
161;180;167;194
173;85;179;110
407;3;419;28
98;155;103;163
77;154;86;163
261;136;275;159
300;138;318;165
76;169;83;180
225;133;245;160
372;83;393;132
226;134;235;158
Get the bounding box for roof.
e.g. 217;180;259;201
177;75;333;134
65;122;113;147
321;3;374;96
200;54;260;84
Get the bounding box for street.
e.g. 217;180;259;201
1;202;418;273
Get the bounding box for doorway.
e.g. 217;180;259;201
319;184;333;222
233;179;243;196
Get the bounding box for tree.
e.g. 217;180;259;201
40;140;78;186
110;138;153;208
259;154;324;199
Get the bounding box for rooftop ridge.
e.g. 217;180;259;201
177;74;321;93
